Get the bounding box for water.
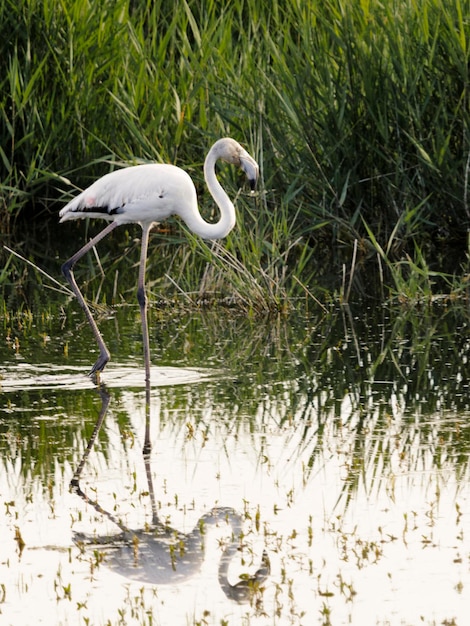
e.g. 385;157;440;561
1;304;469;625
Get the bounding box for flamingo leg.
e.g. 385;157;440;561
62;221;119;377
70;384;110;491
137;223;152;454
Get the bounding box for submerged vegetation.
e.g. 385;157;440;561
1;0;469;308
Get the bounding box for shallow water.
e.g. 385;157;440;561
1;304;469;625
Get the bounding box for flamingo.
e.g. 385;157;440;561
73;505;270;601
60;138;259;383
71;387;270;601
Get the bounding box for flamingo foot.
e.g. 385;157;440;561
88;350;110;380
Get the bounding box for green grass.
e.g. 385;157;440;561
1;0;469;309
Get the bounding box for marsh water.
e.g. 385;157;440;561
1;302;469;625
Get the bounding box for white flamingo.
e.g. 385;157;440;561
73;506;270;601
60;138;259;382
71;388;270;601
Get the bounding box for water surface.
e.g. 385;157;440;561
1;304;469;625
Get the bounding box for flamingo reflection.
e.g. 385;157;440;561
70;386;270;603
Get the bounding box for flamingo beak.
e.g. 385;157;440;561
240;153;259;191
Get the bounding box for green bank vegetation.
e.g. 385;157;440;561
1;0;469;309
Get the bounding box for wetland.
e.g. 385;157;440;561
1;303;469;625
2;1;470;623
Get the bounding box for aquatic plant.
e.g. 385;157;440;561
1;0;468;306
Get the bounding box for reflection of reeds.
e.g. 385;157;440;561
2;302;469;496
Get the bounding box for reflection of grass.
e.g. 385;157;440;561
0;388;113;480
1;301;470;491
2;307;470;624
292;303;470;506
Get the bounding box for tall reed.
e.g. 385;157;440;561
1;0;468;306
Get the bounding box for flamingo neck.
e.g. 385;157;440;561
185;149;236;240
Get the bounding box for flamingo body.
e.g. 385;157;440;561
60;163;197;227
60;138;258;380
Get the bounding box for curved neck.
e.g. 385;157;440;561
184;149;236;240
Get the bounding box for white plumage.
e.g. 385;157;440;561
60;164;195;227
60;137;259;382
